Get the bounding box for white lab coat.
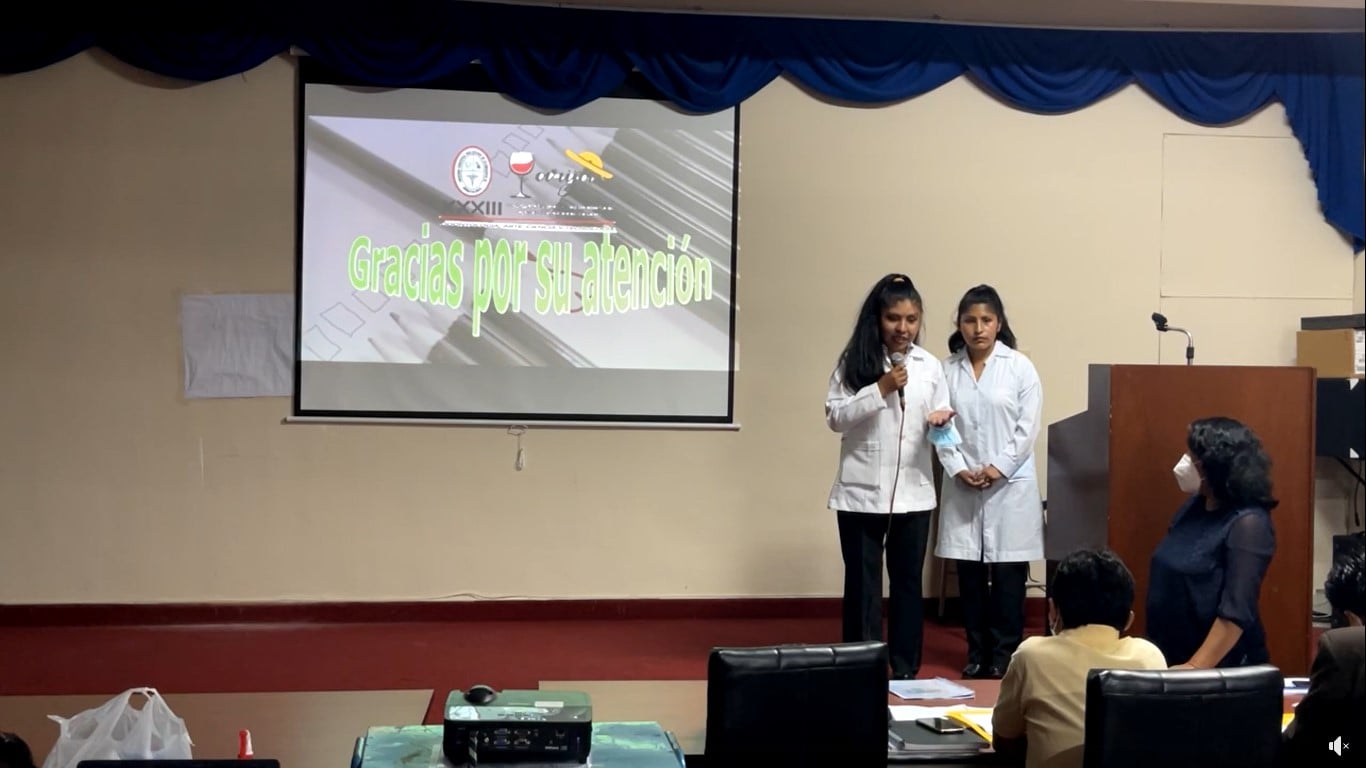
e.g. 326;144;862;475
935;342;1045;562
826;344;951;515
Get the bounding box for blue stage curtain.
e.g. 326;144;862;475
1;29;94;73
2;4;1360;248
942;26;1133;113
770;20;963;103
1273;35;1365;256
101;30;286;82
291;3;484;87
624;16;783;112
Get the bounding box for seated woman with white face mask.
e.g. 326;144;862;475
1146;417;1278;669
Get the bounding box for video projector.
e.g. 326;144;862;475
443;687;592;765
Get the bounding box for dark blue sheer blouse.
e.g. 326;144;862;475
1146;496;1276;667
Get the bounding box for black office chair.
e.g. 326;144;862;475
703;641;889;768
1082;664;1283;768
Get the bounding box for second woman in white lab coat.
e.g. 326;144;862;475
826;273;954;680
935;284;1044;680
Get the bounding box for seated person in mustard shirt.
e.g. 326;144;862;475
992;548;1167;768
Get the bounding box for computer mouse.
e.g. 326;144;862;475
463;684;498;705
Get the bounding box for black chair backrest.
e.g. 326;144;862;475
704;641;888;768
1083;664;1282;768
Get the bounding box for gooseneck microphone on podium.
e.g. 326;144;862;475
1151;312;1195;366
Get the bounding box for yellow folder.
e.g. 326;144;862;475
945;708;995;743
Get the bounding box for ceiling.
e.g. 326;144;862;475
490;0;1365;30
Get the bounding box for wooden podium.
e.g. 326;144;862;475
1046;364;1315;674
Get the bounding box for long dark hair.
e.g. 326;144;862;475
947;284;1018;354
1325;534;1365;618
1;732;36;768
839;273;923;392
1187;417;1279;511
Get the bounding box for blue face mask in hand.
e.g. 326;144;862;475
928;422;962;447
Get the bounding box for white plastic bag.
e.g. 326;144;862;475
42;687;193;768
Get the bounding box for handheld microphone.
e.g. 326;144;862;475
890;351;906;408
1151;312;1195;365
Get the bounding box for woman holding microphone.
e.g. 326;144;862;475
826;273;954;680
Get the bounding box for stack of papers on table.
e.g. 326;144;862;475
889;677;976;700
1283;677;1310;692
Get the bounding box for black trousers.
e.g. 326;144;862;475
956;559;1029;669
836;510;931;678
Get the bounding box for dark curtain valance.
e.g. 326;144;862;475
5;4;1361;248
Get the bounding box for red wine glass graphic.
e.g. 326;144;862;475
509;152;534;198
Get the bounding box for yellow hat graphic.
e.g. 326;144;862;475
564;149;614;179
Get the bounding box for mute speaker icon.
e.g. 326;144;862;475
1328;736;1347;756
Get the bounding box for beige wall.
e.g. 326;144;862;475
0;52;1359;604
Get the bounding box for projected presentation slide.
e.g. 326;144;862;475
295;69;739;424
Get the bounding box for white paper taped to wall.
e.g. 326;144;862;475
180;293;294;399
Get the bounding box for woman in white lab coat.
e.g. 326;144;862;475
826;273;954;680
935;284;1044;680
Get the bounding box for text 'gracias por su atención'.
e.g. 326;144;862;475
347;223;714;336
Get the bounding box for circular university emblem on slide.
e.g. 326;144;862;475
451;146;492;197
